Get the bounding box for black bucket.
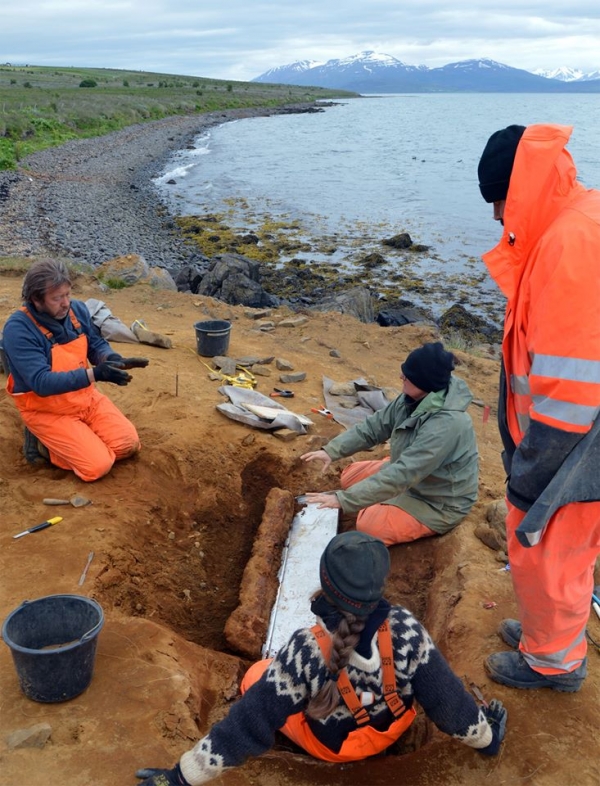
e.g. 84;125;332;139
1;594;104;703
194;319;231;357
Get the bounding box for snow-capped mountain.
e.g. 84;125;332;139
533;66;600;82
254;50;428;92
253;52;600;93
257;59;324;82
533;66;584;81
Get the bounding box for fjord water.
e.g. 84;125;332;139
155;94;600;322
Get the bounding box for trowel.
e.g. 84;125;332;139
42;495;92;508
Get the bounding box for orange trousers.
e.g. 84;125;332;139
340;460;436;546
506;499;600;674
22;386;140;482
241;659;414;762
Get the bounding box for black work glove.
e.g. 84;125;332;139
135;764;191;785
479;698;507;756
116;357;150;369
106;353;150;370
93;361;133;386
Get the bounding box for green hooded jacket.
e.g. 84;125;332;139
325;376;479;534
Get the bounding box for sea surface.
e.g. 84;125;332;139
154;94;600;324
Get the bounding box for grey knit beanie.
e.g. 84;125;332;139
319;531;390;617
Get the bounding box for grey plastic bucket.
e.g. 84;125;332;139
1;594;104;703
194;319;231;357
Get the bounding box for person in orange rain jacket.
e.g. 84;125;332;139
3;258;149;482
478;124;600;691
133;532;506;786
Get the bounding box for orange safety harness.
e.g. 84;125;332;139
311;619;409;726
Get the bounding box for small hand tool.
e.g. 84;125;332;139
270;388;294;398
43;494;91;508
311;407;333;419
13;516;63;539
78;551;95;586
468;680;489;708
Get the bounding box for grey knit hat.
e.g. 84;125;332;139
319;531;390;617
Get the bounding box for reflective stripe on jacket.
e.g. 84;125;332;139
483;124;600;441
483;124;600;544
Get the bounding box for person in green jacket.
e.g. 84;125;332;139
301;342;479;546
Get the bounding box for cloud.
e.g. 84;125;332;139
2;1;600;80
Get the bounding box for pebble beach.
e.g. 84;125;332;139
0;105;323;271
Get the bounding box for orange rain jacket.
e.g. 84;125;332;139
483;124;600;546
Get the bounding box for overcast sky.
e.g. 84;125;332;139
2;1;600;81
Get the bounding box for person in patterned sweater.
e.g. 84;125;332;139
135;532;507;786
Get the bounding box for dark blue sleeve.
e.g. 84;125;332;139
70;300;115;366
410;645;484;737
189;631;315;768
3;311;90;396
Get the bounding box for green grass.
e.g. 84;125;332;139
0;65;356;169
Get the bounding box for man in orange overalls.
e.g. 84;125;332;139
478;124;600;691
3;258;149;482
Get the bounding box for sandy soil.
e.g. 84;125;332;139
0;269;598;786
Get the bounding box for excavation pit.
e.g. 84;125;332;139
92;449;461;770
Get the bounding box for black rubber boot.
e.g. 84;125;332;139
23;427;50;464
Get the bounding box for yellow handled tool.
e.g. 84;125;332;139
13;516;63;539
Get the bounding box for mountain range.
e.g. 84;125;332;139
253;51;600;93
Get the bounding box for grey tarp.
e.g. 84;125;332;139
323;376;390;430
217;386;312;434
85;299;139;344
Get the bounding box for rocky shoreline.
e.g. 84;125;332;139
0;104;326;267
0;103;502;342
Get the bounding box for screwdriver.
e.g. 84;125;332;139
13;516;63;539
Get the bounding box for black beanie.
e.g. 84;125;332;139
478;124;526;203
320;531;390;617
401;341;455;393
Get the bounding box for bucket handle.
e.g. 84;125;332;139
8;599;103;642
80;619;103;643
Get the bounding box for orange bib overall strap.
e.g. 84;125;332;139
239;622;417;764
283;620;417;761
20;305;83;338
8;307;92;416
312;620;411;724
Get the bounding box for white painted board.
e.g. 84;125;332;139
262;503;339;659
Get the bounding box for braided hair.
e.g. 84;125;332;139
305;593;367;720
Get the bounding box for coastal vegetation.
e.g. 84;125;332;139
0;64;355;169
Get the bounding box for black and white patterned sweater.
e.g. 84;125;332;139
180;604;494;785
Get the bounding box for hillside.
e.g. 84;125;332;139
0;64;356;169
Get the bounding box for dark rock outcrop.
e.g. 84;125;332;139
311;286;377;323
439;303;503;343
197;253;278;308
